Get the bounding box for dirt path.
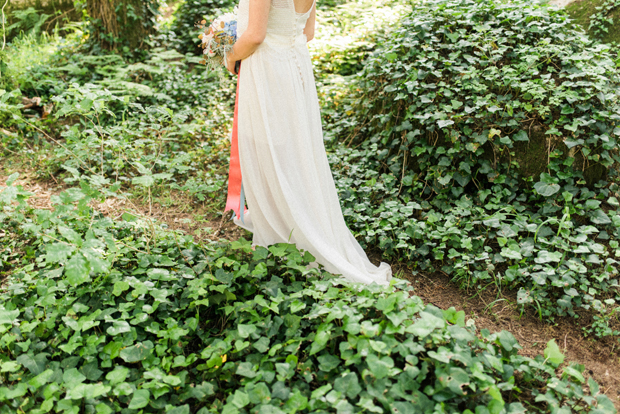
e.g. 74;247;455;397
2;170;620;408
549;0;578;7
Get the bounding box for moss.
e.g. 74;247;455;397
565;0;620;44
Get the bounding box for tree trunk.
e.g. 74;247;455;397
85;0;158;51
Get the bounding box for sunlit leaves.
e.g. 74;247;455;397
544;339;565;367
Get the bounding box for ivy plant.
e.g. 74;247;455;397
0;178;616;412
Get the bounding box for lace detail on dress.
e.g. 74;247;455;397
271;0;291;8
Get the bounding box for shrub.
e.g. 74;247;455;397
343;0;620;192
323;0;620;329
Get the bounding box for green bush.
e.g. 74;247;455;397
322;0;620;331
343;0;620;191
0;179;616;413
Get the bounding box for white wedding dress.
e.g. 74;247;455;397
233;0;392;285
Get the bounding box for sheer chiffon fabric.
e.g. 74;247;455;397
233;0;392;285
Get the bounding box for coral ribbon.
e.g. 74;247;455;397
225;66;244;220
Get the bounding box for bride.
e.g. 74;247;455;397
222;0;392;285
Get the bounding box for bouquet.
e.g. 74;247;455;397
197;9;238;76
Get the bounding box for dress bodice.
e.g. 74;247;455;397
237;0;315;45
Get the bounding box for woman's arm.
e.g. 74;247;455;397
304;4;316;42
225;0;271;74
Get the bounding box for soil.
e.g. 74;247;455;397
2;168;620;408
549;0;578;7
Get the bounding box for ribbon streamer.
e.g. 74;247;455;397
225;65;246;220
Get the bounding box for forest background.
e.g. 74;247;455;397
1;0;620;412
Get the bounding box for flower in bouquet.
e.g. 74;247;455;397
196;9;238;77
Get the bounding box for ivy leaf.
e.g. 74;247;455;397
65;253;90;286
166;405;190;414
63;368;86;389
544;339;565;367
106;367;129;385
107;321;131;336
437;119;454;128
28;369;54;390
253;337;270;353
128;389;150;409
333;372;361;398
501;247;522;260
589;209;611;225
284;389;309;411
0;309;19;325
236;362;258;378
2;383;28;400
405;311;446;337
564;138;583;149
238;324;257;339
113;281;130;296
95;403;113;414
0;361;20;373
533;182;560;197
317;354;341;372
81;361;103;381
309;324;331;355
16;353;47;376
120;341;154;363
366;354;394;379
45;243;75;264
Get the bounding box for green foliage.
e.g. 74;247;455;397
44;81;227;205
0;179;616;413
84;0;162;55
0;28;69;93
169;0;236;54
310;0;410;78
323;0;620;333
342;0;620;189
566;0;620;45
4;7;51;38
0;89;22;126
2;0;79;42
589;0;620;41
330;143;620;327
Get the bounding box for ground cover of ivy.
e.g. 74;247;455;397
1;0;620;410
0;174;616;413
320;0;620;338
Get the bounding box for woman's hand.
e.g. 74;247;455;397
225;54;237;75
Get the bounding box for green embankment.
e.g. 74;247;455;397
566;0;620;44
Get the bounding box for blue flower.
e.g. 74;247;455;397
224;21;237;39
